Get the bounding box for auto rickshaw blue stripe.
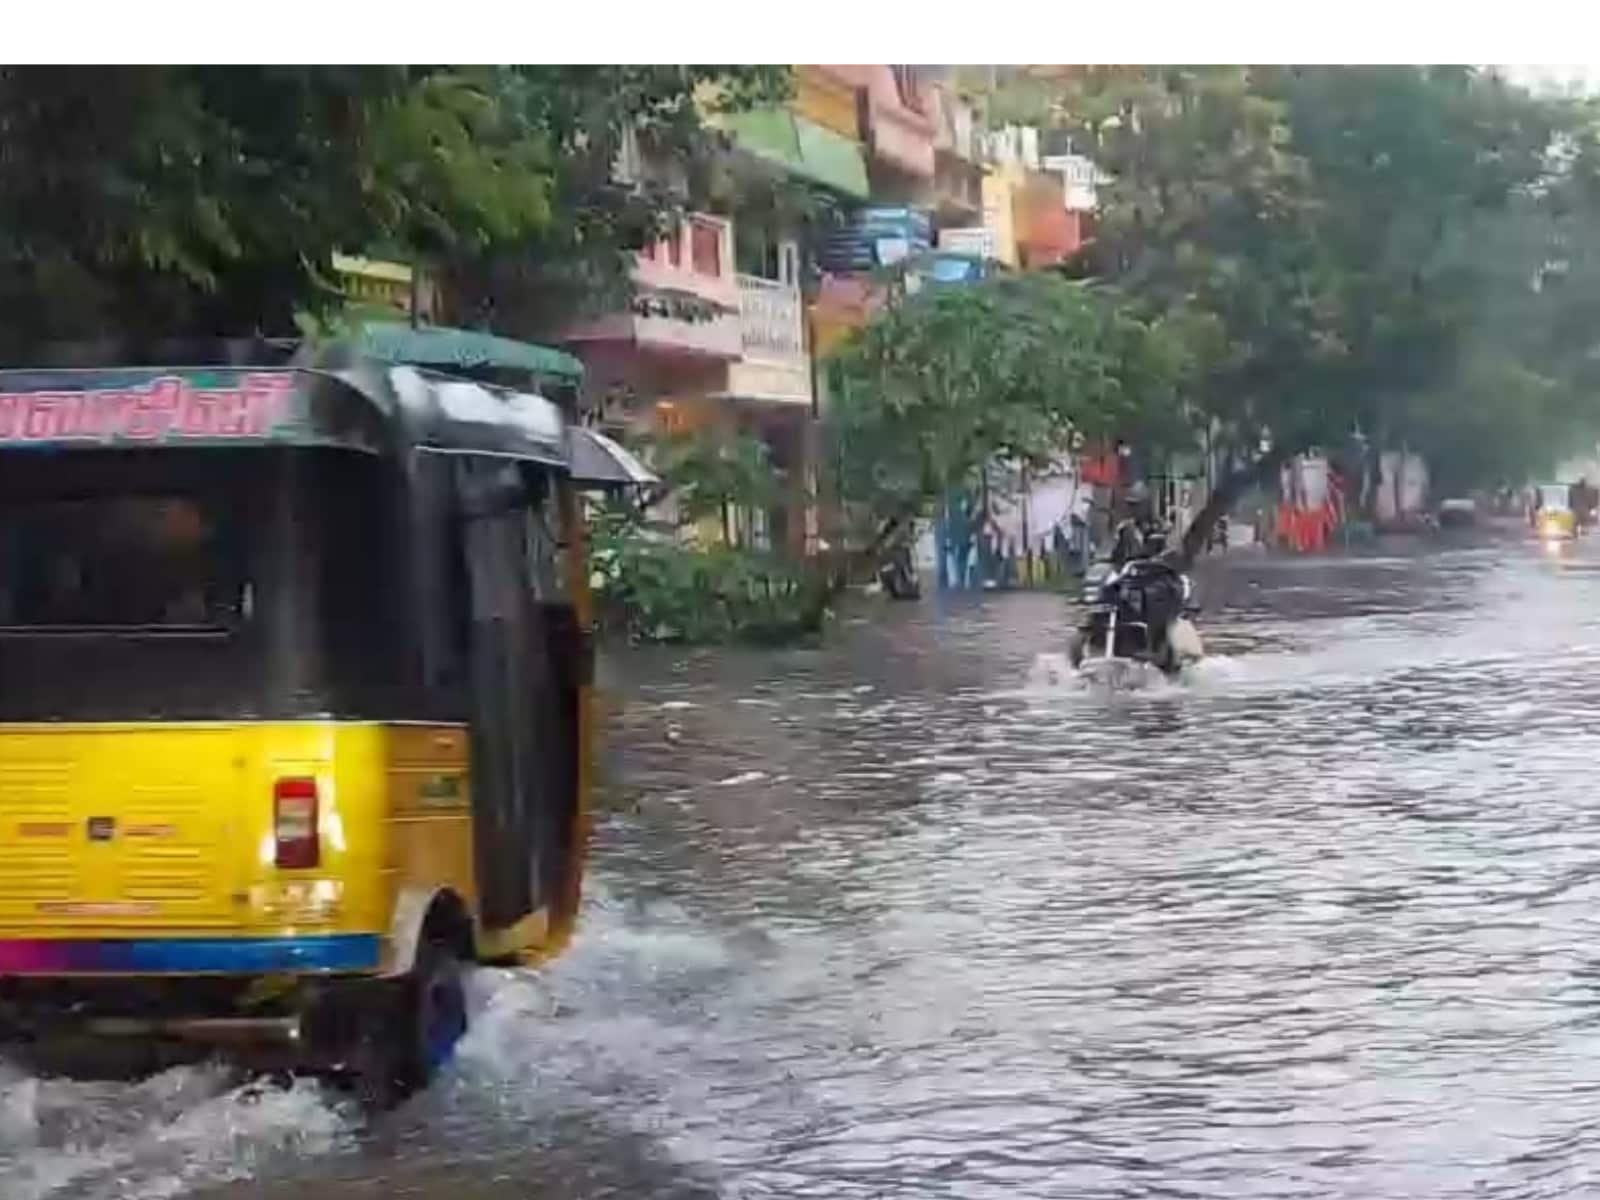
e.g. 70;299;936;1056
0;934;381;975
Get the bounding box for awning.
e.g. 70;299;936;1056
724;110;871;200
353;322;584;384
566;426;659;488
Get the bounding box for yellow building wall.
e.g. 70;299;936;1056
981;168;1022;269
794;66;862;141
331;254;436;322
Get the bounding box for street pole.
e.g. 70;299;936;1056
1021;463;1032;587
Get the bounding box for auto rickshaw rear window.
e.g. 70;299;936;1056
0;495;245;631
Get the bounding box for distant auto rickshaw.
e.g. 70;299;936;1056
1532;483;1577;540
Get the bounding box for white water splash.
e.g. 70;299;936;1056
0;1065;348;1200
713;770;767;787
1022;651;1080;693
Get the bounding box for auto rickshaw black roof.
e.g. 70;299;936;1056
0;356;569;467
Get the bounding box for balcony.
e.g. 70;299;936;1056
930;82;980;164
565;214;741;360
927;82;982;221
635;215;737;307
933;155;983;223
822;66;935;180
1042;153;1103;211
723;275;813;407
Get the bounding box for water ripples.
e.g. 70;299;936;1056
9;540;1600;1198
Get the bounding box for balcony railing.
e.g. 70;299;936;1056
736;274;805;362
636;214;738;311
566;213;742;359
725;274;812;405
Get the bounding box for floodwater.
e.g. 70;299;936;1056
9;535;1600;1199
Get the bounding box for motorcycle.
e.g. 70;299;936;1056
876;546;921;600
1068;553;1204;684
1207;513;1230;553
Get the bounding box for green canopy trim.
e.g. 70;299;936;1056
724;110;871;200
354;322;584;384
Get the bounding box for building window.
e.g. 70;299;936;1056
736;226;779;282
0;495;246;631
735;228;799;287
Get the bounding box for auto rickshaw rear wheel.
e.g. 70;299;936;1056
350;936;467;1110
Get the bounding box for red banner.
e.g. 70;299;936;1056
1079;451;1120;488
0;373;295;445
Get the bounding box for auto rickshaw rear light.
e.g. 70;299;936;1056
273;777;320;869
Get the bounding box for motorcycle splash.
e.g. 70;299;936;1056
1067;550;1205;690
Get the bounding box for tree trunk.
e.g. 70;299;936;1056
1392;446;1404;526
1179;450;1290;569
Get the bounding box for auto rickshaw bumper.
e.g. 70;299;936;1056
0;935;392;1074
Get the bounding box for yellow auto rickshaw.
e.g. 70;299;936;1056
0;357;599;1103
1533;483;1577;540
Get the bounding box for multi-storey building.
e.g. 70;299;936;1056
560;67;1107;565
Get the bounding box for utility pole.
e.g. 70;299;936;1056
1020;463;1032;586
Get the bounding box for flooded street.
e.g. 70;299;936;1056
12;539;1600;1198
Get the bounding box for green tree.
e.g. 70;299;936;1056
1414;99;1600;492
437;66;792;338
587;428;814;644
0;66;788;356
1002;66;1573;557
651;428;783;549
0;67;550;354
823;272;1195;566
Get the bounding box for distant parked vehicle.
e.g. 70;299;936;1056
1438;498;1478;529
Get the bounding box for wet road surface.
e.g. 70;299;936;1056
9;537;1600;1198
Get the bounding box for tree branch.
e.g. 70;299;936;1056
1178;445;1291;568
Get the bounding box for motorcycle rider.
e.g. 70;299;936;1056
877;539;921;600
1109;484;1161;566
1570;477;1599;533
1072;508;1198;675
1125;529;1190;668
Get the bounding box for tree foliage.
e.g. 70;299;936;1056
587;429;814;644
652;429;783;543
0;65;789;357
437;66;792;337
0;68;534;353
981;66;1599;554
1406;101;1600;492
589;506;815;645
824;272;1195;553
